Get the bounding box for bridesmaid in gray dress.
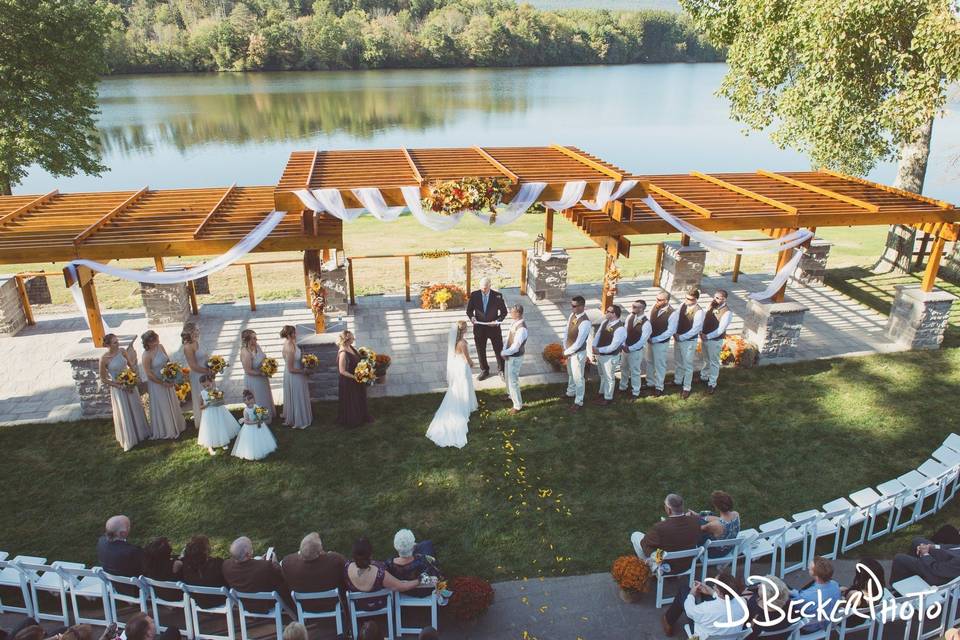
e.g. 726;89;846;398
99;333;150;451
240;329;276;421
141;330;187;439
182;321;213;425
280;325;312;429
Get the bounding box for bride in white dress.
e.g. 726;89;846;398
426;320;478;448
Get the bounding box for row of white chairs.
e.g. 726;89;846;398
0;560;436;639
643;432;960;610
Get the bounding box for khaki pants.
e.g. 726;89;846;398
700;338;723;388
673;339;698;391
648;340;669;391
596;353;620;400
619;348;645;396
505;355;523;410
565;350;587;406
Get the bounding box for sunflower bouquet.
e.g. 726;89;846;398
115;367;139;389
301;353;319;370
354;359;377;385
174;382;191;403
206;354;227;374
207;388;224;406
259;357;278;377
253;405;269;426
160;361;186;384
421;177;510;219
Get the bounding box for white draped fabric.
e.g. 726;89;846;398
544;180;586;211
473;182;547;226
748;249;805;301
400;186;466;231
353;188;405;221
581;180;639;211
66;210;287;332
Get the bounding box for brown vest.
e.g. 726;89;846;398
676;303;701;339
596;320;623;349
649;305;673;338
566;314;588;353
506;320;527;357
701;305;729;340
625;314;648;348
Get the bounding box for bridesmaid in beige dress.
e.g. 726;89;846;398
141;330;187;439
240;329;276;421
280;325;312;429
182;321;213;425
99;333;150;451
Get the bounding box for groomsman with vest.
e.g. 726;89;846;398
619;299;652;399
699;289;733;394
501;304;528;414
592;304;627;406
466;277;509;381
647;291;678;397
673;288;705;400
563;295;592;412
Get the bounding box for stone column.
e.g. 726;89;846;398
885;284;957;350
139;267;191;325
64;335;139;418
742;298;808;358
0;276;27;336
792;240;832;285
659;241;706;298
526;248;570;302
24;275;52;305
299;323;344;401
322;258;349;318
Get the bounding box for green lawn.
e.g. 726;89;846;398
3;348;960;580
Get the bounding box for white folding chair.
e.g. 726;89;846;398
793;507;848;562
945;576;960;629
231;589;293;640
653;547;704;608
760;516;815;577
913;580;954;640
917;458;954;511
756;619;802;638
897;470;941;524
0;558;31;618
292;589;343;637
143;577;193;639
851;485;899;542
700;531;756;582
823;496;870;553
943;433;960;452
346;589;395;640
0;552;8;561
683;623;749;639
836;605;877;639
59;565;111;626
18;560;81;625
742;525;784;578
395;589;438;637
184;585;236;640
101;571;148;628
931;444;960;505
875;479;916;533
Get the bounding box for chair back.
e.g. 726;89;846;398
100;571;148;627
701;531;756;581
347;589;394;640
183;584;233;612
0;559;32;617
292;588;341;617
142;576;188;607
660;546;704;575
756;618;803;638
230;588;285;615
59;565;111;627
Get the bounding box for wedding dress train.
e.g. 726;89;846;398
426;326;478;448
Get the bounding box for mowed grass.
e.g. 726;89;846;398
2;348;959;580
0;215;889;310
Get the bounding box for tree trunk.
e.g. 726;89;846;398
0;174;11;195
874;117;934;273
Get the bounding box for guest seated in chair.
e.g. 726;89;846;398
660;571;747;638
790;557;841;633
142;537;183;600
691;490;741;556
281;531;346;605
125;612;181;640
630;493;702;567
344;537;422;612
385;529;441;597
177;535;226;607
222;536;292;612
744;575;793;640
842;558;893;610
890;535;960;587
97;514;144;578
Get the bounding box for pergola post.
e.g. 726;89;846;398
304;249;325;333
601;245;617;312
65;265;105;347
544;208;555;252
921;235;946;292
771;248;792;303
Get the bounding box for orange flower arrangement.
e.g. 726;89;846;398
603;262;622;296
541;342;566;369
720;335;758;367
611;555;652;593
420;283;467;310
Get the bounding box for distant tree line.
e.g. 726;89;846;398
102;0;723;73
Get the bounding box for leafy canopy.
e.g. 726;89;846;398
680;0;960;174
0;0;114;192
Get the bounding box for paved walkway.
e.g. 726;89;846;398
0;271;903;426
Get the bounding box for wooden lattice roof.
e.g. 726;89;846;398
0;186;340;264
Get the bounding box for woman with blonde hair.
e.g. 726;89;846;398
336;330;371;427
239;329;276;421
280;325;312;429
425;320;477;448
141;330;186;439
181;321;212;424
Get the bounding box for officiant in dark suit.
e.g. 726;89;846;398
466;277;508;381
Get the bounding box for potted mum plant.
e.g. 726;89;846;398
447;576;495;622
610;555;652;603
374;353;391;383
542;343;566;372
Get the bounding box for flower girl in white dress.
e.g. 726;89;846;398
231;389;278;461
197;375;240;455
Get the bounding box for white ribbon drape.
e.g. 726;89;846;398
544;181;587;211
66;210;287;332
748;249;805;301
473;182;547;226
400;186;465;231
581;180;639;211
353;188;405;221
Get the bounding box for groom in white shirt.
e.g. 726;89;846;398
563;295;591;412
501;304;528;414
592;304;627;406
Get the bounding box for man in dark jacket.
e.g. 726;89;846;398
96;515;144;578
222;536;292;613
465;276;508;381
281;532;346;599
890;536;960;586
630;494;702;569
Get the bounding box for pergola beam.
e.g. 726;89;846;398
194;183;237;239
757;169;879;212
647;184;711;218
400;147;424;185
0;190;59;228
691;171;799;215
73;186;149;247
820;168;954;209
550;144;624;181
473;147;519;183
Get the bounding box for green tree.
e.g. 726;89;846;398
0;0;115;194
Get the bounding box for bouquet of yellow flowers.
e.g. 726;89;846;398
259;357;278;377
207;388;224;406
354;359;377;385
253;405;269;426
434;289;452;306
161;361;186;384
206;354;227;374
421;177;510;219
301;354;319;370
116;367;139;389
174;382;191;403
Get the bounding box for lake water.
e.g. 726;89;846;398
20;64;960;203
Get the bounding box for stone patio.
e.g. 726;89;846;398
0;270;907;426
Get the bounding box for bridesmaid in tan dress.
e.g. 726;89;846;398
141;330;187;439
240;329;276;421
99;333;150;451
280;325;312;429
182;321;213;425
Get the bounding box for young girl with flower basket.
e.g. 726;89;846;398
231;390;277;461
